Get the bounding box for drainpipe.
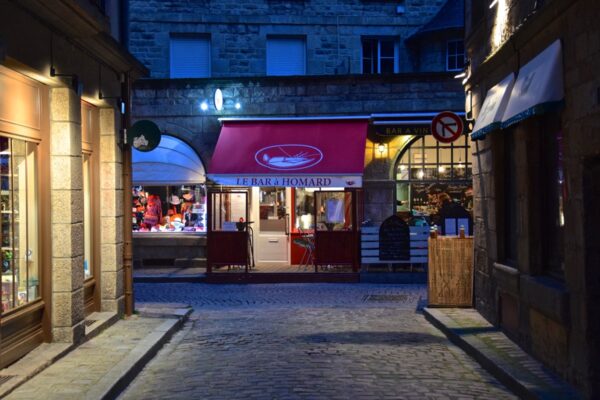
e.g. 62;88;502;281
122;72;134;316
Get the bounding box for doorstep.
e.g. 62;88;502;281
424;307;581;400
1;304;192;399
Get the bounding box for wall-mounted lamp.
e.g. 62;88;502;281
200;101;209;111
489;0;498;8
375;143;388;159
235;102;241;110
214;88;224;111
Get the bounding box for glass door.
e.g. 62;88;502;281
252;187;290;267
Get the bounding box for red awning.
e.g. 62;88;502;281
208;119;368;188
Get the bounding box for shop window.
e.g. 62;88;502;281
362;37;398;74
315;191;353;231
169;35;211;78
447;40;465;71
266;36;306;76
294;188;316;231
394;134;472;232
539;123;565;278
83;153;93;279
132;185;207;233
1;137;39;313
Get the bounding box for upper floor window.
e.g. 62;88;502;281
266;36;306;76
169;36;210;78
447;40;465;71
362;38;398;74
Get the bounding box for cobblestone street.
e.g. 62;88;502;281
120;283;515;399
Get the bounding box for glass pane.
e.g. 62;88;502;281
294;188;315;231
437;164;452;180
424;135;437;147
1;137;14;312
396;163;409;180
315;191;352;231
12;139;26;309
210;192;247;231
133;185;207;232
83;154;92;279
396;183;410;212
26;143;39;303
423;147;437;164
259;187;286;232
439;147;453;163
380;59;394;74
380;40;394;57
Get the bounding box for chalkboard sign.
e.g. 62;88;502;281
379;215;410;261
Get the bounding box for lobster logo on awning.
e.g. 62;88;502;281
255;144;323;171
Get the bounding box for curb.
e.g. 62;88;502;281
133;275;206;283
92;308;193;400
423;307;581;400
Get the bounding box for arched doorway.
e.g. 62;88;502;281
394;134;473;232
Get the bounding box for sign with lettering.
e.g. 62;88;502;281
209;175;360;188
374;124;431;137
128;120;161;152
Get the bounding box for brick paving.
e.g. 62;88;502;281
121;283;516;399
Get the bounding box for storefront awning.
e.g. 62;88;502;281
208;119;369;188
471;73;515;140
133;135;206;185
502;40;564;129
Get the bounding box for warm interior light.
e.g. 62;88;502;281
417;170;425;179
377;143;386;154
438;166;446;173
399;164;407;171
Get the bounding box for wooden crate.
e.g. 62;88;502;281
427;236;473;307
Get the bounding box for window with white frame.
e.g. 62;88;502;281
447;40;465;71
169;36;210;78
362;37;398;74
266;36;306;76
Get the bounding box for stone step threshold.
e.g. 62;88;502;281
0;307;191;399
424;307;581;400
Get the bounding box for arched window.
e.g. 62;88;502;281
395;134;473;228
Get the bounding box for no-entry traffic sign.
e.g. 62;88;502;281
431;111;464;143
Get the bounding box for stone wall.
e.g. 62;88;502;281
132;73;464;225
128;0;450;78
465;0;600;396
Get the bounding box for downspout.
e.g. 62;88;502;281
122;72;134;316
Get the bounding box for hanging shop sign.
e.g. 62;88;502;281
431;111;464;143
373;123;431;137
128;120;161;152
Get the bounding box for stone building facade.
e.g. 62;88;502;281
465;0;600;397
0;0;145;368
128;0;466;240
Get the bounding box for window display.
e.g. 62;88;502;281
1;137;39;313
395;134;473;230
294;188;315;231
132;185;207;233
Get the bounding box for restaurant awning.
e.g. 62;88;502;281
208;118;369;188
471;73;515;140
133;135;206;185
502;40;564;128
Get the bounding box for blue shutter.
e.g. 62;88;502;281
170;37;210;78
267;37;306;76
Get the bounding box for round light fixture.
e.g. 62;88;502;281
200;101;209;111
214;88;223;111
235;102;241;110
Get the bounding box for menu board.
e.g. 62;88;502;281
379;215;410;261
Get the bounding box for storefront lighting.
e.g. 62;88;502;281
375;143;388;159
399;164;407;171
235;102;241;110
454;72;466;79
200;101;209;111
214;89;224;111
438;166;446;173
417;170;425;179
489;0;498;8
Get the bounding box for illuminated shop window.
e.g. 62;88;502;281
395;134;472;231
1;137;39;313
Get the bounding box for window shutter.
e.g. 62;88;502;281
170;37;210;78
267;37;306;76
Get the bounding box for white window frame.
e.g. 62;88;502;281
446;40;465;72
361;37;399;74
266;36;306;76
169;35;211;78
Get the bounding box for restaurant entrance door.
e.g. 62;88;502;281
251;187;291;266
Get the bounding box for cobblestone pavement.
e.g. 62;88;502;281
121;283;516;399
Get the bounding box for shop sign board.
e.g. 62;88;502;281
211;175;362;188
128;120;161;152
431;111;464;143
374;124;431;137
